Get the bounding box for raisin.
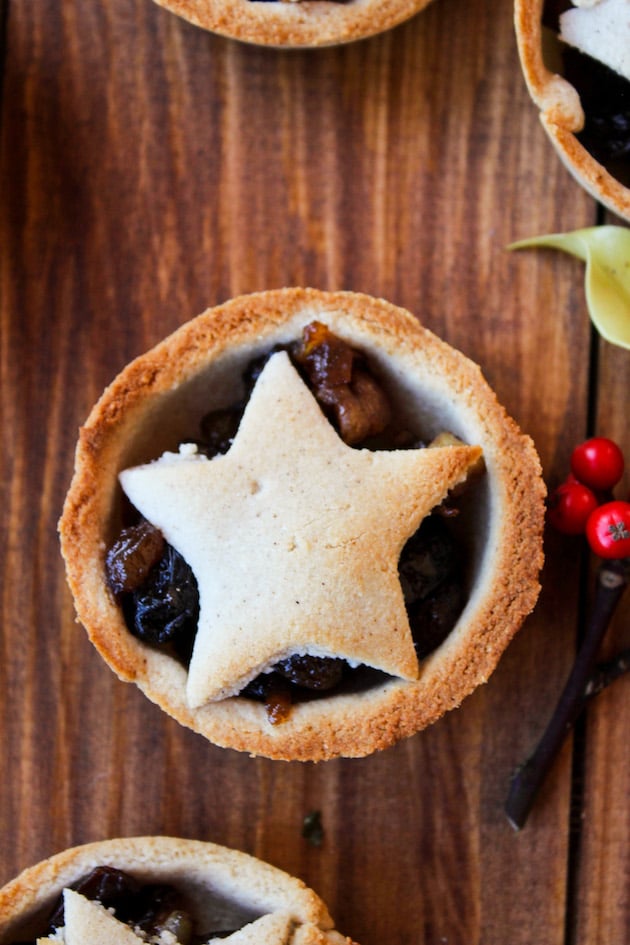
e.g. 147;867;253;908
294;321;355;389
240;674;278;701
293;322;392;445
242;345;286;394
130;884;192;942
48;867;141;931
148;910;193;944
126;544;199;652
197;346;287;457
398;516;460;606
274;654;345;690
240;673;294;723
199;405;244;458
399;516;464;658
241;656;344;720
409;577;466;659
265;686;293;725
317;366;392;445
106;520;165;595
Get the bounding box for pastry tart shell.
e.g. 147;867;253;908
59;287;545;761
514;0;630;221
151;0;435;48
0;836;353;944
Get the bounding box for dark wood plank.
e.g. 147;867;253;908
0;0;619;943
573;330;630;945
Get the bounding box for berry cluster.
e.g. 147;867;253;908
507;436;630;830
547;437;630;559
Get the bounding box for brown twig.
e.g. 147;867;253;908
505;557;630;831
585;648;630;698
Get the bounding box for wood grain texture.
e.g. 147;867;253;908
0;0;626;943
572;330;630;945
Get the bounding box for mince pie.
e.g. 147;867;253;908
0;837;355;945
515;0;630;220
59;288;545;761
149;0;435;47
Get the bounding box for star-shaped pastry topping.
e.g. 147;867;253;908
41;889;296;945
39;889;151;945
206;912;293;944
120;351;482;707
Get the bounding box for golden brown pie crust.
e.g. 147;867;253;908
514;0;630;221
0;837;354;945
59;288;545;761
151;0;434;47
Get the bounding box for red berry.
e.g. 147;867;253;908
586;501;630;559
570;437;625;491
547;480;599;535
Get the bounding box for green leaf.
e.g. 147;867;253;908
508;226;630;350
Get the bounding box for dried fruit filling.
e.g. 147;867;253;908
106;323;477;722
10;866;235;944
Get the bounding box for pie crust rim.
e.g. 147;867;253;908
151;0;434;48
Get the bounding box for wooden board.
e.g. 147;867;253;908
1;0;628;943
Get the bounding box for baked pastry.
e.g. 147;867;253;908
149;0;435;48
514;0;630;221
0;836;355;944
59;288;545;761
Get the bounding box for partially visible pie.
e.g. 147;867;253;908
0;837;355;945
515;0;630;221
149;0;435;47
59;288;545;761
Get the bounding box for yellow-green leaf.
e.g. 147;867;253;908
508;226;630;350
